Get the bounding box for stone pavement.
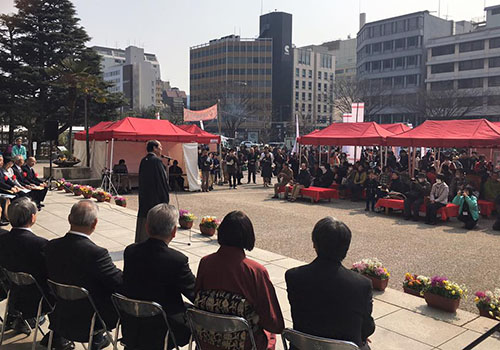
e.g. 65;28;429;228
1;190;499;350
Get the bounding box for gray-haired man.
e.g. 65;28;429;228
45;200;122;350
123;203;195;349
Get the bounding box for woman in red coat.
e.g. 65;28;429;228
195;211;285;350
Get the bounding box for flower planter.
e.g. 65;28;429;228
73;189;82;196
105;197;111;203
115;200;126;207
364;275;389;291
83;193;93;199
424;292;460;313
95;195;106;203
179;219;193;229
64;187;72;193
199;225;216;236
478;307;497;319
403;286;424;298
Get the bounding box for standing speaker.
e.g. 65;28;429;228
44;120;59;141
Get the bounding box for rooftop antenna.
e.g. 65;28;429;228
261;0;263;14
438;0;441;18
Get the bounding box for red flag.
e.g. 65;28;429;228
183;104;218;122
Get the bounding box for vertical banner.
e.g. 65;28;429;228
342;103;365;162
292;113;300;154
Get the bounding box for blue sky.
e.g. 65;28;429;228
0;0;495;92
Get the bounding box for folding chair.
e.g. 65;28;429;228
111;293;179;350
186;308;257;350
47;279;114;350
281;328;360;350
0;269;53;350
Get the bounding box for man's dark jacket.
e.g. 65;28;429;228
285;259;375;348
138;153;170;218
122;238;196;349
44;233;123;341
22;164;43;185
0;228;50;317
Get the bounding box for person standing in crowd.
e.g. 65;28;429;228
221;149;229;184
112;159;131;194
273;148;284;177
452;185;479;230
45;200;123;350
226;149;238;189
286;217;375;350
364;170;379;212
237;150;245;185
310;163;323;187
404;173;431;221
168;160;185;192
261;149;273;188
135;140;170;243
200;149;212;192
123;204;195;349
449;170;467;201
273;163;294;199
195;211;284;350
290;163;311;202
247;147;258;184
210;153;220;189
351;165;367;201
425;174;449;225
11;137;27;160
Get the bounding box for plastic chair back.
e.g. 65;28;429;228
282;328;360;350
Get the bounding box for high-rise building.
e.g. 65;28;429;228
259;11;294;140
425;5;500;121
321;38;357;80
93;45;162;109
356;11;453;125
292;46;336;131
189;35;273;141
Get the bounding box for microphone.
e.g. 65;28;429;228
161;155;173;160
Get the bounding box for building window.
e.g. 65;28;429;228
302;81;306;89
459;40;484;53
383;59;392;70
295;68;299;77
302;104;305;112
372;42;381;53
308;81;312;90
295;80;299;89
489;76;500;87
317;104;321;112
324;94;328;102
308;70;312;78
308;104;312;112
407;36;418;48
295;103;299;111
394;57;404;69
302;69;306;77
431;62;454;74
372;60;381;71
324;72;328;80
298;50;311;65
430;80;453;91
490;57;500;68
459;59;484;71
383;40;393;52
318;82;321;90
302;92;306;100
395;38;405;50
458;78;483;89
318;71;322;79
488;95;500;105
492;8;500;15
324;83;328;91
308;93;312;101
318;94;321;101
320;54;333;68
324;105;328;113
490;37;500;49
407;75;419;87
382;78;392;88
295;91;299;100
432;44;455;56
394;76;404;88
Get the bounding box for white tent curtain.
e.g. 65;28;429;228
182;143;201;192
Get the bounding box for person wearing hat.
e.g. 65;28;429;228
273;162;294;199
425;173;449;225
404;173;431;221
11;137;27;160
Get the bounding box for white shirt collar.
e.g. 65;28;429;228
68;230;91;239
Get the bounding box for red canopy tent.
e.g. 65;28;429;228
74;121;115;141
299;122;395;146
386;119;500;148
178;124;221;144
379;123;411;135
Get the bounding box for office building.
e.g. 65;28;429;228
93;45;162;109
292;46;336;130
189;35;273;141
357;11;453;125
163;87;188;115
259;11;294;140
425;5;500;121
322;38;357;80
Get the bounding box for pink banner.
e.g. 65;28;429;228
183;104;218;122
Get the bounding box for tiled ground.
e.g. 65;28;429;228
1;190;499;349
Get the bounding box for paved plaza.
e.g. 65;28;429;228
1;190;499;349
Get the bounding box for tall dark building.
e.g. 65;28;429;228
260;11;293;140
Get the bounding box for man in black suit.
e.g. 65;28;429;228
45;200;123;350
285;217;375;349
123;203;195;349
135;140;170;243
0;198;73;349
12;155;47;209
22;156;46;187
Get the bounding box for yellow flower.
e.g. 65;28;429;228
452;290;456;295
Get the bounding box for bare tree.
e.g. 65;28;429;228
405;88;486;121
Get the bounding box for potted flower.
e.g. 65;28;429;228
64;182;73;193
423;276;467;313
104;192;112;202
81;186;94;199
403;273;429;298
93;188;108;202
56;178;66;190
114;196;127;207
72;184;82;196
179;210;196;229
199;216;220;236
474;289;500;319
351;258;390;291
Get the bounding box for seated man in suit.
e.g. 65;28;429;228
0;198;73;349
285;217;375;349
123;203;195;349
13;155;47;210
45;200;123;350
22;157;47;189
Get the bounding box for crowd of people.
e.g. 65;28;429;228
0;199;374;350
202;144;500;230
